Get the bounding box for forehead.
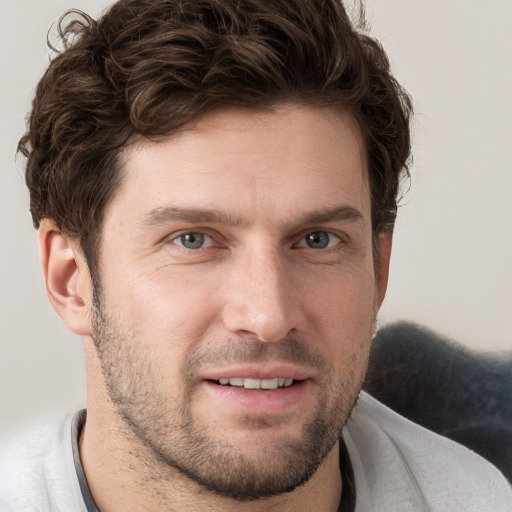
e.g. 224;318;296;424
110;104;369;229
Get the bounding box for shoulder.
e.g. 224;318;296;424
0;413;86;512
343;392;512;512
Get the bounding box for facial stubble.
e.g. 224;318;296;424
90;293;366;501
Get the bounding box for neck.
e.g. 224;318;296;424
80;405;342;512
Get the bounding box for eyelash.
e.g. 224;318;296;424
294;231;341;250
169;230;343;251
171;232;216;250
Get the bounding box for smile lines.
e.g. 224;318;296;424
216;377;295;390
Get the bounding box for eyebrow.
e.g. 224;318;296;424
141;206;249;228
294;206;365;227
140;205;365;230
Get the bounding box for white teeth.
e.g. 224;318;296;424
261;378;279;390
244;378;261;389
217;377;294;389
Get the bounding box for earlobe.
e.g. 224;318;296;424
39;219;93;336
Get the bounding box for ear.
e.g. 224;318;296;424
38;219;93;336
372;232;393;337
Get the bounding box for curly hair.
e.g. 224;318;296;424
19;0;412;272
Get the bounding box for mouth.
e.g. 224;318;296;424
200;364;312;415
202;371;310;415
210;377;296;390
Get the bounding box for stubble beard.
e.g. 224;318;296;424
90;293;366;500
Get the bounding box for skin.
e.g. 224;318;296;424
40;104;392;512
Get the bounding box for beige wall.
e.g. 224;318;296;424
364;1;512;349
1;1;511;435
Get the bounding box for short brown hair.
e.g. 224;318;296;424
19;0;412;272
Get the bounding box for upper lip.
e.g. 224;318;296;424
202;364;312;382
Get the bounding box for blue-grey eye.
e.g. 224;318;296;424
173;232;212;249
298;231;339;249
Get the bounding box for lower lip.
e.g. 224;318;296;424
202;380;309;415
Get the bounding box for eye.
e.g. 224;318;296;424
172;232;215;249
297;231;340;249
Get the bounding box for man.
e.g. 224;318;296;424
1;0;510;511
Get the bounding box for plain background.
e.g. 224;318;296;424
1;1;511;436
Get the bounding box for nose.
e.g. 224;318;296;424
221;247;303;342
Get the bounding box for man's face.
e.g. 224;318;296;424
90;104;388;499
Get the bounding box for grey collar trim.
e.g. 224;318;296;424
71;409;100;512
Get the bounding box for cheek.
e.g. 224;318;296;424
311;268;376;355
101;263;224;354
